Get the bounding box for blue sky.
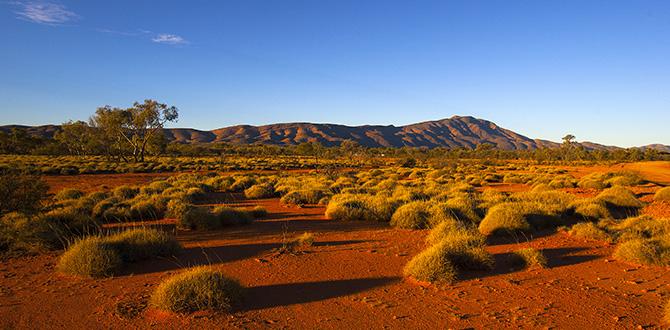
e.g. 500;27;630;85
1;1;669;147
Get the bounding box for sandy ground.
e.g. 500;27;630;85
1;197;669;329
3;161;668;329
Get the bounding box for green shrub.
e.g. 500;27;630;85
57;237;123;278
150;266;243;313
655;187;670;202
390;201;432;229
0;170;48;215
614;236;670;266
511;248;547;269
54;188;85;201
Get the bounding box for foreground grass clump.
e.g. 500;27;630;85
151;266;243;313
404;227;493;283
511;248;547;269
391;201;432;229
655;187;670;202
613;236;670;266
56;237;123;278
568;222;612;242
478;202;534;235
596;186;643;209
325;195;374;221
57;229;181;278
244;183;276;199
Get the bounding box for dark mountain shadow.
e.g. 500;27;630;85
239;277;399;311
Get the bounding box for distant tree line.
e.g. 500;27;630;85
0;102;667;163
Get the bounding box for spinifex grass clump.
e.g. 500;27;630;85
150;266;243;314
510;248;547;269
655;187;670;202
390;201;432;229
613;236;670;266
567;222;612;243
404;225;493;283
57;228;181;278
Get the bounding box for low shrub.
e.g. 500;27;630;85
510;248;547;269
0;170;49;215
178;206;218;230
150;266;243;313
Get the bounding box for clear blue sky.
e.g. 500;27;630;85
1;1;669;147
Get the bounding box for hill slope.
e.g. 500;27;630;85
3;116;663;150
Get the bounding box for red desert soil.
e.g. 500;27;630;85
1;198;669;329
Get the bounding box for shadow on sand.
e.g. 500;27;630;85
239;276;400;311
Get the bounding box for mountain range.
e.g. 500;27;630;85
1;116;667;151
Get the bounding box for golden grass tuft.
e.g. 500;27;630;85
567;222;612;243
150;266;243;313
57;237;123;278
390;201;432;229
613;236;670;266
511;247;547;269
655;187;670;202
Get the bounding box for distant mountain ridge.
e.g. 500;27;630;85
1;116;667;151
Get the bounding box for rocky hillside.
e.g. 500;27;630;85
2;116;665;150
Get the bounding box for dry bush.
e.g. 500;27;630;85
325;194;374;221
511;248;547;269
150;266;243;313
596;186;643;209
113;186;139;200
0;170;48;216
212;206;254;226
